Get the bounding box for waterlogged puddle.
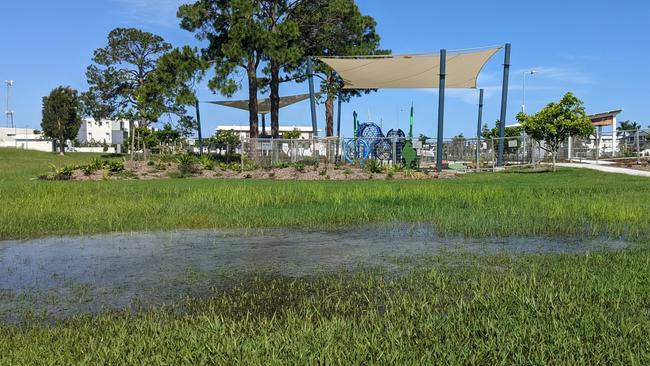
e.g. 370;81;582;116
0;225;631;321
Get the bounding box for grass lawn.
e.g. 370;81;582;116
1;148;650;241
1;148;650;364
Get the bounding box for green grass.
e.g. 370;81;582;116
2;148;650;364
1;148;649;240
2;250;650;364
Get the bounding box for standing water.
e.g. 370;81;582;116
0;224;631;321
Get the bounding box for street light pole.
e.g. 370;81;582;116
521;70;536;114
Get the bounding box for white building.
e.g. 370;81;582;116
0;127;54;152
77;118;129;145
216;125;315;140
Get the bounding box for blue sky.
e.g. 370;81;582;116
0;0;647;138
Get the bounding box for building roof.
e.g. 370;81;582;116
587;110;623;120
217;125;314;132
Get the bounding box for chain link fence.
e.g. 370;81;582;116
200;129;649;170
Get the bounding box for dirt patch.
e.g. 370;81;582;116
48;160;461;182
608;158;650;172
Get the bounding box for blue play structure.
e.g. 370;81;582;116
344;121;407;163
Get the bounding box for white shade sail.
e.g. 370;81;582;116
207;93;312;114
318;46;502;89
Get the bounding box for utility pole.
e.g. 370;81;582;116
5;80;14;128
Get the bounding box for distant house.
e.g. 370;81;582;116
216;125;315;140
76;118;129;146
0;127;54;152
618;128;650;156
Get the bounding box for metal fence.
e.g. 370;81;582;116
204;129;649;170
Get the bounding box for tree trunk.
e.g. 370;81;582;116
140;117;148;160
552;151;557;172
59;138;65;155
270;60;280;138
325;72;335;137
247;56;259;139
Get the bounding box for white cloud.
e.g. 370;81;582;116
110;0;192;28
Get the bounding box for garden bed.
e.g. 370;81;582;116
40;156;460;181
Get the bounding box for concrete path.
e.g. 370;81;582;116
557;162;650;177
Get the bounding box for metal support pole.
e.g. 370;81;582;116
497;43;511;167
261;113;266;136
307;57;318;137
568;136;573;162
436;49;447;173
195;99;203;156
636;129;641;165
336;93;342;137
476;89;484;172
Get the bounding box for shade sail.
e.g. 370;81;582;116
318;47;501;89
207;93;311;114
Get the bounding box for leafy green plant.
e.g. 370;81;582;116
199;156;215;170
386;171;394;180
343;168;352;176
176;154;198;175
319;169;327;176
106;160;124;173
274;162;290;169
294;163;305;173
365;159;384;174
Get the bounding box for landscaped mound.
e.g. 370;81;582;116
39;155;459;181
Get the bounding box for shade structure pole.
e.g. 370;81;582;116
261;113;266;136
195;99;203;156
497;43;511;167
436;49;447;173
307;57;318;137
336;93;342;137
476;88;484;172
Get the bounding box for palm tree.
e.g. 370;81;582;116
618;120;641;138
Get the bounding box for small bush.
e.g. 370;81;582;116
365;159;384;174
167;171;191;179
106;160;124;173
274;162;290;169
147;161;155;167
386;171;394;180
44;164;76;180
199;156;215;170
319;169;327;176
296;157;318;166
177;154;198;175
294;163;305;173
343;169;352;175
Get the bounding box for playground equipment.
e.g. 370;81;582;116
344;113;409;164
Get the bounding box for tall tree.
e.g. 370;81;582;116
86;28;172;159
179;0;267;138
293;0;386;137
41;87;82;155
147;46;210;137
516;92;594;171
260;0;302;138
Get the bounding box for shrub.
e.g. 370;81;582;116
365;159;384;174
274;162;290;169
343;169;352;175
177;154;198;175
319;169;327;176
296;157;318;166
106;160;124;173
386;171;394;180
294;163;305;173
44;164;76;180
199;156;215;170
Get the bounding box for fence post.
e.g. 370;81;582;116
568;136;572;162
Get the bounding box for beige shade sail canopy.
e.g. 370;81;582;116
318;46;502;89
207;93;312;114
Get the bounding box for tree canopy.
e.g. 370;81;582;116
41;87;82;155
516;92;594;170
